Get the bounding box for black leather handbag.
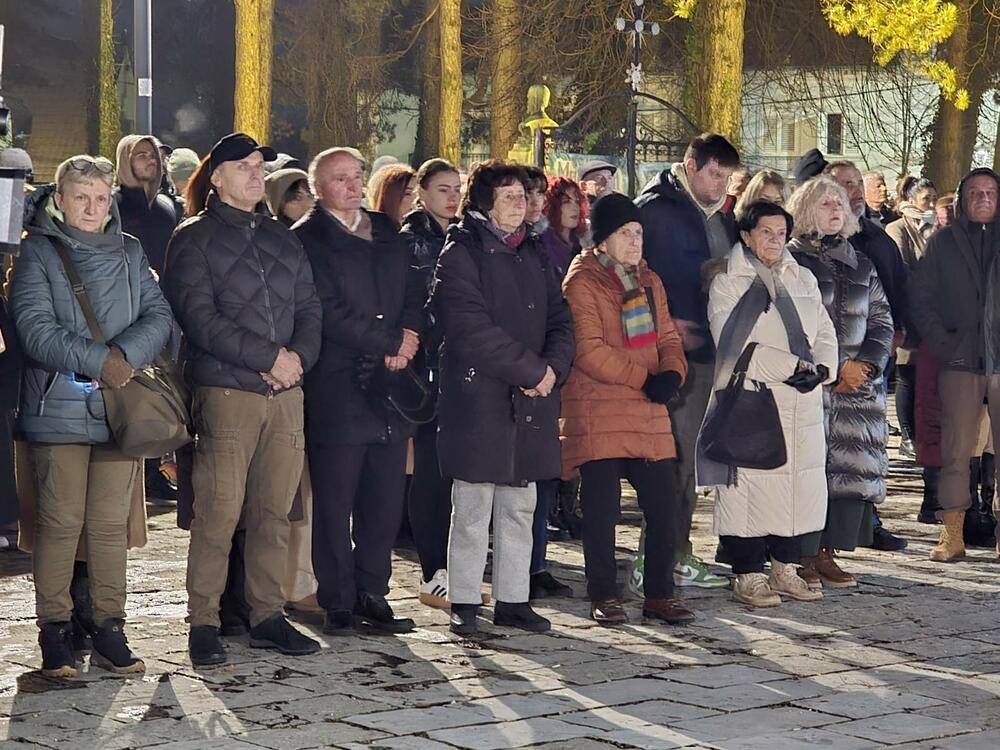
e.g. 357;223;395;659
701;343;788;470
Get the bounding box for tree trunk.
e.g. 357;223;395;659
97;0;121;159
233;0;274;143
413;0;442;165
682;0;747;141
490;0;521;159
439;0;462;164
993;96;1000;174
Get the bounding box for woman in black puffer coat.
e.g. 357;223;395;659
786;177;893;589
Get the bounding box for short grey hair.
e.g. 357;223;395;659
787;176;860;239
54;155;114;193
308;147;365;195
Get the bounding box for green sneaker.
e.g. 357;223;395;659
628;554;644;597
673;554;729;588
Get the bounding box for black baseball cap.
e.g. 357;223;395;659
208;133;277;175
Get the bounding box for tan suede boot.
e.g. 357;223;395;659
929;510;966;562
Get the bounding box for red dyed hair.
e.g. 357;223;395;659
543;175;588;233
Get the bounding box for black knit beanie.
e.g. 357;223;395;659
591;193;641;247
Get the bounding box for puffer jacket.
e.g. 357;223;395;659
911;168;1000;374
559;250;687;478
401;208;451;374
789;235;893;505
11;184;174;444
431;211;575;485
163;193;322;395
705;245;838;536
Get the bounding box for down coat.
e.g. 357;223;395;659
705;245;838;537
559;250;687;479
430;211;575;486
789;236;894;505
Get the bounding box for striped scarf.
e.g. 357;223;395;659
595;251;657;349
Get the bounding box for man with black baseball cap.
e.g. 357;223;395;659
163;132;322;666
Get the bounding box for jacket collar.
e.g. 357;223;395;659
206;192;268;229
788;234;858;269
728;241;800;279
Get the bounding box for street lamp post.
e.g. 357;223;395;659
134;0;152;134
616;1;660;197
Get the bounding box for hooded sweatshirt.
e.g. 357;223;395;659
264;167;309;226
113;134;181;275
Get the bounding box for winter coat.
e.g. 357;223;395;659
430;212;575;485
558;250;687;478
911;168;1000;375
10;185;174;444
294;206;425;446
849;215;907;334
0;295;21;525
540;227;581;280
114;134;181;274
401;208;451;374
635;167;736;363
705;245;838;537
886;209;936;363
163;193;322;396
789;236;894;505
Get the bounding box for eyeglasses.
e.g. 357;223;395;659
68;156;115;175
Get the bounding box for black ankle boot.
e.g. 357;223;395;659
38;622;77;678
449;604;480;635
493;601;550;632
91;619;144;674
918;467;941;524
189;625;226;666
980;452;995;510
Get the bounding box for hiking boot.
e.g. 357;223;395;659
929;510;966;562
815;548;856;588
249;614;321;656
797;558;823;590
38;622;78;678
419;569;450;610
591;598;628;626
355;593;416;634
732;573;781;608
529;570;573;599
643;597;696;624
868;526;908;552
674;554;729;588
449;603;480;635
769;560;823;601
189;625;226;666
323;609;356;635
91;619;145;675
493;601;551;632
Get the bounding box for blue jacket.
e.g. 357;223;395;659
635;169;735;362
11;184;174;444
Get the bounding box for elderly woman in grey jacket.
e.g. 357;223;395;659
786;177;893;589
11;155;173;678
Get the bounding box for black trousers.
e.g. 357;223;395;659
407;419;452;582
895;363;916;442
579;457;679;601
309;439;407;612
721;534;801;575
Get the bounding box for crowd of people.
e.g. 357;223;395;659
0;126;997;680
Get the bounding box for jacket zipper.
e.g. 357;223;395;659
250;222;276;342
38;373;61;416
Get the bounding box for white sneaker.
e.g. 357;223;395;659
419;569;449;609
769;559;823;601
732;572;781;608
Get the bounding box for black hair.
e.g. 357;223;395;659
462;160;529;213
737;200;794;238
684;133;740;171
523;165;547;192
415;157;459;189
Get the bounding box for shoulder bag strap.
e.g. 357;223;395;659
49;238;107;344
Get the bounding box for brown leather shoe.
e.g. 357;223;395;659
591;599;628;625
797;557;823;590
815;548;856;588
642;597;695;625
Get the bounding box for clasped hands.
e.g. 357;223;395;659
522;365;556;398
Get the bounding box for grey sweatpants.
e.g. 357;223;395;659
447;480;536;605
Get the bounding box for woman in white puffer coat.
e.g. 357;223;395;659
700;202;838;608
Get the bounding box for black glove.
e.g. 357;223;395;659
784;364;829;393
354;354;381;392
643;370;682;405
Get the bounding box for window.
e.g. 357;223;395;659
827;113;844;155
780;121;796;152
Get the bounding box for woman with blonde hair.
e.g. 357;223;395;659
785;177;893;589
734;170;788;218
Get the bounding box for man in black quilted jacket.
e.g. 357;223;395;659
163;133;323;666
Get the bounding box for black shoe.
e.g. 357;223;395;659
69;562;95;655
869;526;908;552
219;611;250;637
189;625;227;666
449;603;480;635
249;614;321;656
493;601;550;632
92;619;145;674
529;571;573;599
323;609;356;635
38;622;78;678
354;593;416;634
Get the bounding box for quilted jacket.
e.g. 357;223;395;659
163;193;322;395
